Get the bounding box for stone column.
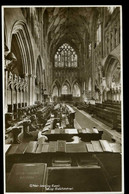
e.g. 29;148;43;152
8;72;14;112
82;81;86;102
13;74;18;110
59;87;61;97
24;75;28;106
16;85;18;109
21;78;25;107
18;77;22;108
4;69;8;113
20;86;22;107
22;82;25;107
7;72;12;112
91;55;95;99
28;74;33;105
39;82;43;102
32;74;36;104
11;83;14;112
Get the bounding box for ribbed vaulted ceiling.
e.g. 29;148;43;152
43;7;100;57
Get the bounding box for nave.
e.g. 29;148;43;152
5;102;122;192
3;6;122;193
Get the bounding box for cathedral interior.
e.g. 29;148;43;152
3;6;123;192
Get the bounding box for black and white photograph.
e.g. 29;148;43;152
3;5;123;193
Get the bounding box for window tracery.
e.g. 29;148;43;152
54;43;78;68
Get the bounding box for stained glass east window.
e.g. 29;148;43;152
54;43;78;67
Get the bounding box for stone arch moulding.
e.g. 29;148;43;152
10;20;35;76
11;33;24;76
51;79;61;90
103;54;120;87
36;55;44;83
62;79;71;94
103;54;120;77
52;85;59;97
51;79;61;96
72;79;81;92
72;80;81;97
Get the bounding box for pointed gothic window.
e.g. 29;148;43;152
54;43;78;67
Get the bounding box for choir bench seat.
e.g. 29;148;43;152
5;140;122;192
74;102;121;132
38;128;103;142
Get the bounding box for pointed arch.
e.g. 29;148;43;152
35;55;44;101
72;80;81;97
36;55;43;85
51;79;61;97
71;79;80;90
103;54;120;87
52;79;61;90
10;20;35;76
62;79;71;94
9;20;36;105
52;85;59;97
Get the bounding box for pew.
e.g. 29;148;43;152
76;102;122;132
41;118;54;133
6;125;23;144
92;105;121;131
5;140;121;167
19;119;31;138
5;113;14;129
74;101;121;132
5;103;54;144
39;127;103;142
5;116;37;144
40;105;53;121
5;140;122;192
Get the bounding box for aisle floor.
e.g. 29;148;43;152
73;106;121;143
